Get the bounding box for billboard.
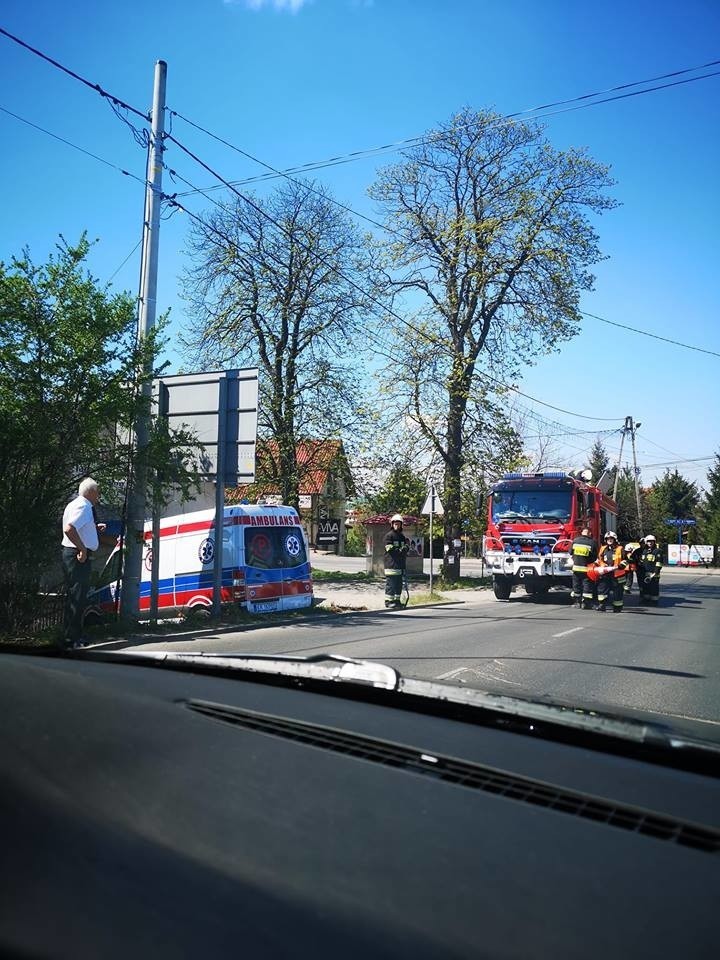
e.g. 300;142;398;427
667;544;714;566
157;368;259;484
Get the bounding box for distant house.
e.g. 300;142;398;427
227;439;356;552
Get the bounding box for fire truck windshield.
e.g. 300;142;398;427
491;488;571;523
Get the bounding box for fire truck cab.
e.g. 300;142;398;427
482;470;618;601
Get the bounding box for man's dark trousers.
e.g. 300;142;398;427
62;547;92;644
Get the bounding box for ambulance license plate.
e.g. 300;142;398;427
253;600;279;613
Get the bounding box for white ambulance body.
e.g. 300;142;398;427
91;504;313;617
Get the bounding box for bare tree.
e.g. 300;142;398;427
181;180;376;506
369;107;617;576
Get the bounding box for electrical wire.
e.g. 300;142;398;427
171;60;720;197
637;455;715;469
0;26;150;122
168;110;390;234
107;238;143;284
0;104;149;186
581;311;720;358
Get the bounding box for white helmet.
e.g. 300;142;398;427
390;514;403;524
645;533;657;542
604;530;617;540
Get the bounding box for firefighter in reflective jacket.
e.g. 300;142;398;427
638;534;663;605
623;541;642;593
595;530;628;613
384;514;409;608
570;527;598;610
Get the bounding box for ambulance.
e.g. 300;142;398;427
88;503;314;618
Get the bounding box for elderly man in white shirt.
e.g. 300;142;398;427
60;477;101;649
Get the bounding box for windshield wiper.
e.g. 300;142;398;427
104;649;399;690
84;650;719;768
497;513;529;521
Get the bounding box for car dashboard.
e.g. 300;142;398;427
1;651;718;959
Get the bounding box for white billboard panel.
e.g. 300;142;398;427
667;544;714;566
156;368;258;484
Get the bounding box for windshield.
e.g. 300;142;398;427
3;2;718;755
491;489;571;522
244;527;308;569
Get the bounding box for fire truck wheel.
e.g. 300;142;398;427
493;578;512;601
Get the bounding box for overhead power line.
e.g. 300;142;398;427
582;311;720;358
0;26;150;122
0;103;149;186
171;59;720;197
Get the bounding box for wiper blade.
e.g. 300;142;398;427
105;649;399;690
399;677;720;757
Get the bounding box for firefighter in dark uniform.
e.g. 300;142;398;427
570;527;598;610
623;541;642;593
637;534;663;604
596;530;628;613
384;514;409;608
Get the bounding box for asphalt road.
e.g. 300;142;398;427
124;568;720;743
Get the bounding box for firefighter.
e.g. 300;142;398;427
595;530;627;613
623;541;642;593
384;514;409;608
570;527;598;610
638;534;663;605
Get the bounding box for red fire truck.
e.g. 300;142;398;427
482;470;618;601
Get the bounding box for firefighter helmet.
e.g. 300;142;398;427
604;530;617;540
390;514;403;524
645;533;657;542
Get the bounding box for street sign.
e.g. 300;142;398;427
317;519;341;545
421;489;444;515
664;517;697;526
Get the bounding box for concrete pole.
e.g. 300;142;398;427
612;424;626;503
629;417;644;532
120;60;167;622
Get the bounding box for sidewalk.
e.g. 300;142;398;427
313;580;492;611
312;564;719;612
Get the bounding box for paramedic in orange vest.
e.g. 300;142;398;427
570;527;598;610
595;530;628;613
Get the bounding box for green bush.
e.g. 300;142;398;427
343;523;366;557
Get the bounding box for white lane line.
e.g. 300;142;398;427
658;712;720;727
552;626;585;638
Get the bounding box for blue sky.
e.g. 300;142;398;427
1;0;718;495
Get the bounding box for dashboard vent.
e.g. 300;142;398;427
186;699;720;855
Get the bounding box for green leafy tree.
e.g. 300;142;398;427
367;463;428;517
369;107;616;578
586;439;613;486
697;452;720;559
182;180;376;509
614;467;645;542
645;469;701;545
0;237;201;634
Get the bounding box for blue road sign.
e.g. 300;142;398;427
664;518;697;526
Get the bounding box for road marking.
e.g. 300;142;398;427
436;665;521;686
437;666;470;680
552;626;585;638
658;712;720;727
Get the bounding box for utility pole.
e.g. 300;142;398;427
613;416;643;533
120;60;167;622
